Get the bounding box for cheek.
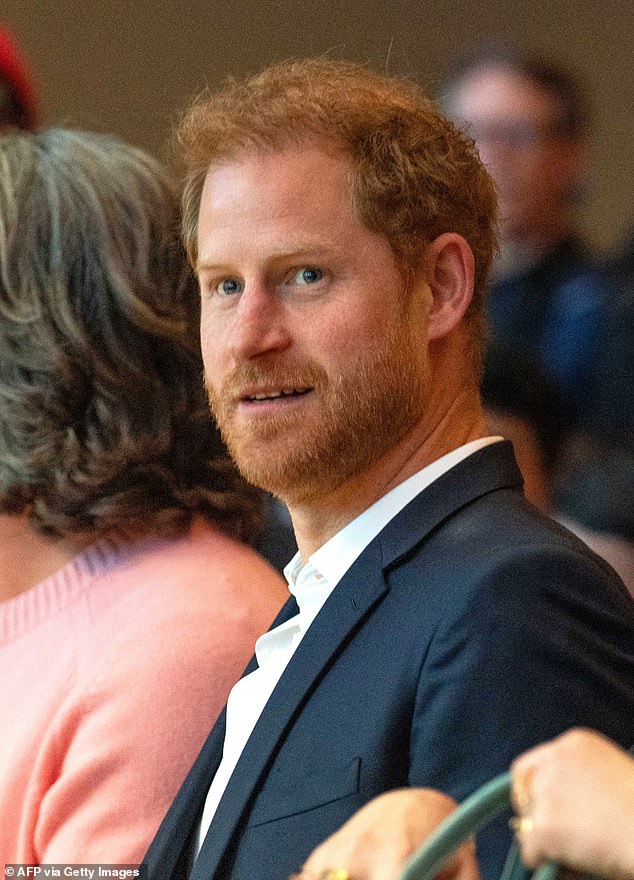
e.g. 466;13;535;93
199;318;212;362
199;315;226;379
327;324;376;364
521;154;552;186
333;295;396;347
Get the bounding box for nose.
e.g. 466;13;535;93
228;282;292;362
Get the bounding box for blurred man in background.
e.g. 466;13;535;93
442;47;604;428
443;46;634;581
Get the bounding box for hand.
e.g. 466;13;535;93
294;788;479;880
511;728;634;880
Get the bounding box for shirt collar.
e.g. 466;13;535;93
284;437;503;591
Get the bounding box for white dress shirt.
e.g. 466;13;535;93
195;436;502;854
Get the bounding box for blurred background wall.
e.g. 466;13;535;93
5;0;633;253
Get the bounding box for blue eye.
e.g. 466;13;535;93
217;278;243;296
294;268;323;285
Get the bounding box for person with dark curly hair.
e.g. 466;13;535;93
0;129;286;865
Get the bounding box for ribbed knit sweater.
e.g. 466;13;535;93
0;521;286;865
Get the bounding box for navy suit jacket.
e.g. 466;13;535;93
145;442;634;880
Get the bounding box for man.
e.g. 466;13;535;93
145;59;634;880
441;48;634;593
441;47;606;429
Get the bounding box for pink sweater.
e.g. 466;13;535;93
0;521;287;865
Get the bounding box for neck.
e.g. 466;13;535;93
287;376;487;561
0;514;95;603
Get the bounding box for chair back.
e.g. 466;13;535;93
397;773;560;880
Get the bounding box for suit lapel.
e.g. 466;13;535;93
378;440;523;568
144;710;226;878
145;596;301;877
191;540;388;880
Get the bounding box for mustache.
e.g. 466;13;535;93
205;360;327;399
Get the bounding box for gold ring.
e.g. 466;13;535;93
510;816;535;836
513;766;535;814
319;871;350;880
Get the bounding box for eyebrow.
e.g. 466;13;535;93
196;260;233;274
196;242;341;274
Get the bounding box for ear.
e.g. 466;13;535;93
423;233;475;342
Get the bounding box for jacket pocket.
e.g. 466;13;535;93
248;756;361;827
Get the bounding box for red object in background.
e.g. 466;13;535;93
0;25;39;130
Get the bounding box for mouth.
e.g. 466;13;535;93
240;387;313;403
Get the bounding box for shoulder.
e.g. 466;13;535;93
71;524;287;692
401;494;634;768
390;486;633;630
87;520;286;618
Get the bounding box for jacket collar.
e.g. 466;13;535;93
378;440;523;570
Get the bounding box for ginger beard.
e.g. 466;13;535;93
205;298;430;505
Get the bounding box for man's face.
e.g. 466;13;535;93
196;145;431;504
449;66;581;243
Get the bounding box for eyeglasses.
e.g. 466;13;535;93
465;119;568;150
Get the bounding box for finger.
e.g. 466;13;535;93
511;764;536;814
509;815;541;869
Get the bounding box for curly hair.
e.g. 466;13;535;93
175;58;498;366
0;129;262;542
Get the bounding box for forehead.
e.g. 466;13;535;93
196;145;363;260
453;66;560;122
